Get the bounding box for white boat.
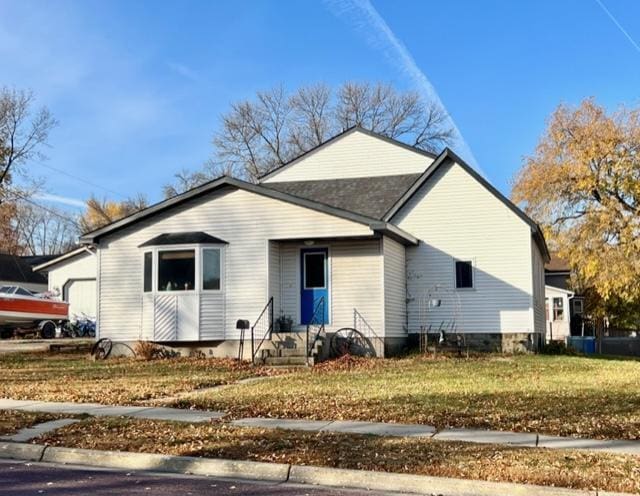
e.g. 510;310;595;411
0;285;69;325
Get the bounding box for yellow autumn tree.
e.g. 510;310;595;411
513;99;640;303
80;194;148;234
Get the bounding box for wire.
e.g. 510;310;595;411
3;189;82;230
31;161;127;199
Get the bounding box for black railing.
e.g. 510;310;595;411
353;308;384;357
250;297;274;365
306;297;325;365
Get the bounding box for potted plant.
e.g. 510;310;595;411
275;314;294;332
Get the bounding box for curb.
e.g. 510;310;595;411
0;441;45;461
0;442;629;496
41;446;290;482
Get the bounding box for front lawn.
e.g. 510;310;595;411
0;352;275;405
36;416;640;494
0;410;67;436
173;354;640;439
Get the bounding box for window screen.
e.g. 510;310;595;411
158;249;195;291
304;253;326;289
202;248;221;290
455;261;473;289
143;252;152;292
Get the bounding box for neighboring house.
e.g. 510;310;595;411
544;256;585;341
0;253;52;293
79;127;549;358
33;247;98;320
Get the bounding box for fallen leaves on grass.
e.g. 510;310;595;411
0;352;286;406
36;417;640;494
0;410;67;436
177;354;640;439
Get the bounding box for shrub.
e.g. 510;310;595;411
134;341;163;360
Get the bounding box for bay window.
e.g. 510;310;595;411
158;249;195;291
142;243;224;294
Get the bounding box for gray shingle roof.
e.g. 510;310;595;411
263;174;421;220
0;254;48;285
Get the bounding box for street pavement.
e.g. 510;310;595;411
0;460;412;496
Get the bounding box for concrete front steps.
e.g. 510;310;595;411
259;332;324;366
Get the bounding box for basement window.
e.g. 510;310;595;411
158;249;195;291
455;260;474;289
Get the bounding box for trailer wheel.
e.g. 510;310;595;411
40;321;56;340
0;329;12;339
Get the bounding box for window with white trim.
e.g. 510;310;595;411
143;252;153;292
552;297;564;321
158;249;195;291
202;248;221;291
455;260;474;289
142;245;224;294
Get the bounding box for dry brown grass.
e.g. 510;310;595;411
37;417;640;494
0;352;281;405
0;410;67;436
176;353;640;439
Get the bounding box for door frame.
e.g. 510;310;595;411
297;246;331;326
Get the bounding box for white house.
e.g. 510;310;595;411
79;127;549;360
34;247;98;321
544;256;585;341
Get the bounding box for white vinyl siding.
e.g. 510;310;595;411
394;161;535;335
45;251;97;320
545;285;573;341
97;187;372;341
262;130;433;183
382;236;406;337
531;238;546;336
276;240;384;336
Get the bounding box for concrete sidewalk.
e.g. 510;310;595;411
0;398;224;423
231;418;640;456
2;398;640;456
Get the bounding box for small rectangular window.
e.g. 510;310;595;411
304;253;326;289
455;260;473;289
143;252;152;292
573;299;583;315
202;248;221;290
553;297;564;321
158;249;195;291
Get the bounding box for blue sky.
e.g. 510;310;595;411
1;0;639;211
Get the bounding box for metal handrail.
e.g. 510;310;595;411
353;308;383;357
306;297;325;365
250;297;274;365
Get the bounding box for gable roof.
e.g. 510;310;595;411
0;253;48;285
545;255;570;273
258;126;437;182
383;147;551;261
33;247;95;273
263;174;421;220
79;176;418;246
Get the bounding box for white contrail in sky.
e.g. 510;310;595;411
594;0;640;55
34;193;86;208
324;0;482;173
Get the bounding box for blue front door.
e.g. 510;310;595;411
300;248;329;325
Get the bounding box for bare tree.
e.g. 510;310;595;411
12;202;79;255
164;82;455;196
0;88;57;197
